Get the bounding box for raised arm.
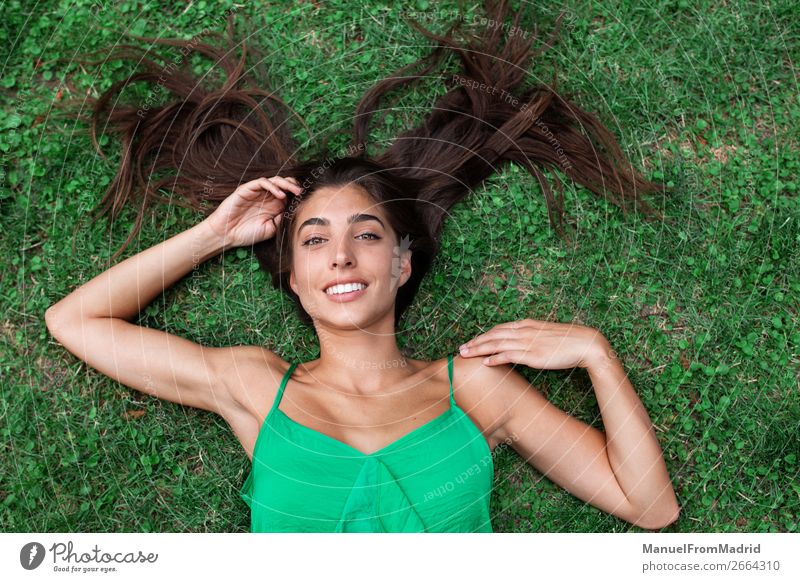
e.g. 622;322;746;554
44;176;302;420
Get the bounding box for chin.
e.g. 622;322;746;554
311;304;395;331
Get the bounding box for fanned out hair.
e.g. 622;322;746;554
60;0;669;328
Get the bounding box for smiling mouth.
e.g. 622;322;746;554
324;282;368;295
323;282;369;302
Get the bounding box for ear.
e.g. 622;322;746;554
289;270;298;295
398;247;413;288
393;232;414;289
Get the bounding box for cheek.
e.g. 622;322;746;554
363;251;393;277
374;256;405;295
292;253;321;283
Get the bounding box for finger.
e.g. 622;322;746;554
258;178;287;200
483;350;528;366
269;176;302;191
462;328;520;347
237;178;272;197
459;338;525;356
467;325;557;349
269;176;303;194
461;325;505;344
240;178;276;198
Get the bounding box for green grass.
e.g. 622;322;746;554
1;0;798;532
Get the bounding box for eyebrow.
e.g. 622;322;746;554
297;213;386;234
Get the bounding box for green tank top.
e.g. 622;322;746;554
240;353;494;532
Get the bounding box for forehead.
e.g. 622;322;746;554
294;184;386;230
301;183;373;211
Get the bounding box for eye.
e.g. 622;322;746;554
357;232;381;241
301;232;381;246
302;236;325;246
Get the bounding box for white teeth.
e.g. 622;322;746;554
325;283;366;295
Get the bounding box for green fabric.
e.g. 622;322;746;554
240;353;494;532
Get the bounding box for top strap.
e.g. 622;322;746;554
269;362;299;416
447;353;455;406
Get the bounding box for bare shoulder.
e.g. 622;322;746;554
215;345;290;416
214;345;291;461
450;354;528;450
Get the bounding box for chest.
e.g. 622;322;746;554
245;407;495;532
275;383;455;456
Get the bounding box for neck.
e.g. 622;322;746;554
310;317;414;393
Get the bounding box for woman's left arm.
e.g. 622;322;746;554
582;341;681;527
459;318;681;529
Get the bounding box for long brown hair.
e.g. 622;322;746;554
59;0;669;327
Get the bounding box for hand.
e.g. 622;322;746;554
458;318;611;370
203;176;303;249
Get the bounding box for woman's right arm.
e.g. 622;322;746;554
44;176;301;421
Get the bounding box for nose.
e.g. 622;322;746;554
330;237;354;268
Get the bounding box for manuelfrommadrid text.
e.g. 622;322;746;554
643;543;761;554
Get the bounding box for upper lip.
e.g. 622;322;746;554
323;278;369;291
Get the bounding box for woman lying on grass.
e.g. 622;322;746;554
47;1;680;532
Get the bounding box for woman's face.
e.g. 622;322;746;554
288;183;412;329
